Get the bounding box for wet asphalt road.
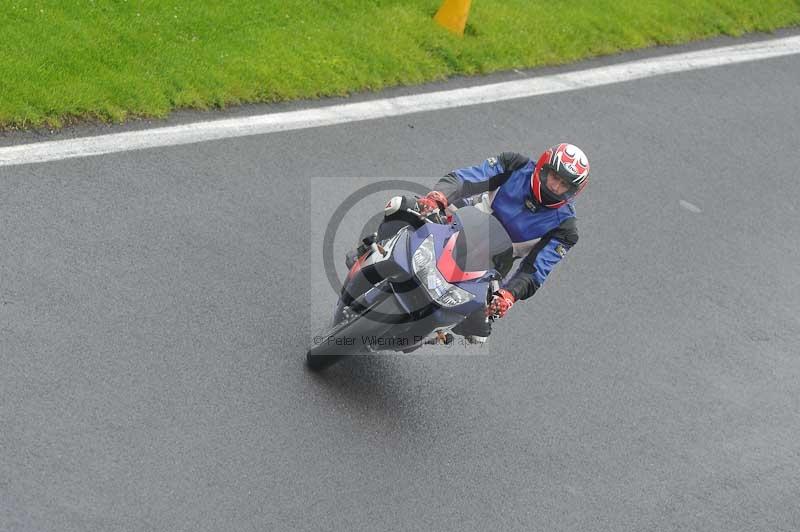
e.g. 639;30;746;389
2;39;800;531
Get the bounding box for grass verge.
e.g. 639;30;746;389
1;0;799;130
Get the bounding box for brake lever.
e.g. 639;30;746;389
405;207;436;224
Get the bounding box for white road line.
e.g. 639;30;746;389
2;35;800;167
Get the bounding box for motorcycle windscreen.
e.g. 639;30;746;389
451;206;514;278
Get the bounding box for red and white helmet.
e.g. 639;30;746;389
531;143;590;208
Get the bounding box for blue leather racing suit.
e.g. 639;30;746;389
435;152;579;304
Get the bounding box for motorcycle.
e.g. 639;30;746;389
306;202;514;371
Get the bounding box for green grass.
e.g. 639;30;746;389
1;0;799;130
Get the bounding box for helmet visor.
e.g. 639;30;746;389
541;167;579;203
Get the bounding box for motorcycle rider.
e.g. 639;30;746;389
348;143;589;343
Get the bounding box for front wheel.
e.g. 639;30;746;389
305;317;370;372
305;285;395;371
306;348;347;371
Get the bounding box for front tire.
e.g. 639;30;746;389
306;348;347;371
305;284;395;371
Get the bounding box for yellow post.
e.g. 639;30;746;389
434;0;472;36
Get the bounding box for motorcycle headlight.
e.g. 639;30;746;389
411;235;475;308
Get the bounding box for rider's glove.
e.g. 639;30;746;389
485;289;516;319
416;191;448;214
